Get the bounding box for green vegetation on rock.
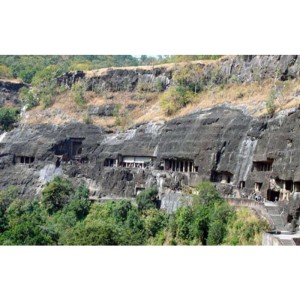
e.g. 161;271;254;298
0;107;19;131
0;180;269;246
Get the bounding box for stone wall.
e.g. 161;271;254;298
262;233;283;246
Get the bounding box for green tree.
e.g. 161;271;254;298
159;85;194;115
136;187;158;211
71;81;86;107
194;181;222;206
42;176;74;214
0;107;19;131
206;202;234;245
173;206;194;241
68;219;122;245
207;220;227;245
224;207;270;245
143;208;168;238
19;87;39;109
0;187;19;233
67;184;91;220
0;200;54;245
112;200;133;223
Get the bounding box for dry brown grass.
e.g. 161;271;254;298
0;78;23;84
22;75;300;129
85;57;223;78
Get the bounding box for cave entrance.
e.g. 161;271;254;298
267;189;280;202
285;180;293;191
252;159;273;172
294;182;300;192
70;138;83;157
54;137;85;161
16;156;35;164
122;156;153;169
104;158;115;167
220;172;233;184
135;187;145;195
255;182;262;192
164;159;196;173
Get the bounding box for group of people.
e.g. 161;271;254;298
241;191;266;202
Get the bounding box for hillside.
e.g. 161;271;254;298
1;55;300;246
2;55;298;131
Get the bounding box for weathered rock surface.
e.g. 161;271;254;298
0;104;297;196
206;55;300;84
87;104;116;116
58;68;171;92
0;79;27;107
56;55;300;95
2;55;300;230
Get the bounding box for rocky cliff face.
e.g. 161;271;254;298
206;55;299;83
1;104;300;200
1;55;300;230
57;55;300;93
0;79;26;107
58;67;171;92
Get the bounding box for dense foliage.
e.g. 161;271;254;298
0;179;268;245
0;107;19;131
0;56;140;83
0;55;221;83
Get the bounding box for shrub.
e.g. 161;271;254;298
160;85;194;115
42;176;74;214
0;65;11;78
266;89;277;115
136;81;153;92
0;107;19;131
155;77;165;92
83;113;93;124
143;208;168;237
194;181;222;206
112;200;133;223
173;64;204;93
136;187;158;212
207;220;227;245
71;81;86;108
19;87;39;110
224;207;270;245
31;65;64;87
0;187;19;220
67;184;91;220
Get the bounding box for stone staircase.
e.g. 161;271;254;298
280;239;295;246
264;201;297;245
264;202;286;231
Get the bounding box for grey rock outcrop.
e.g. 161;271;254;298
87;104;116;116
2;55;300;230
57;68;171;93
56;55;300;95
0;79;27;107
